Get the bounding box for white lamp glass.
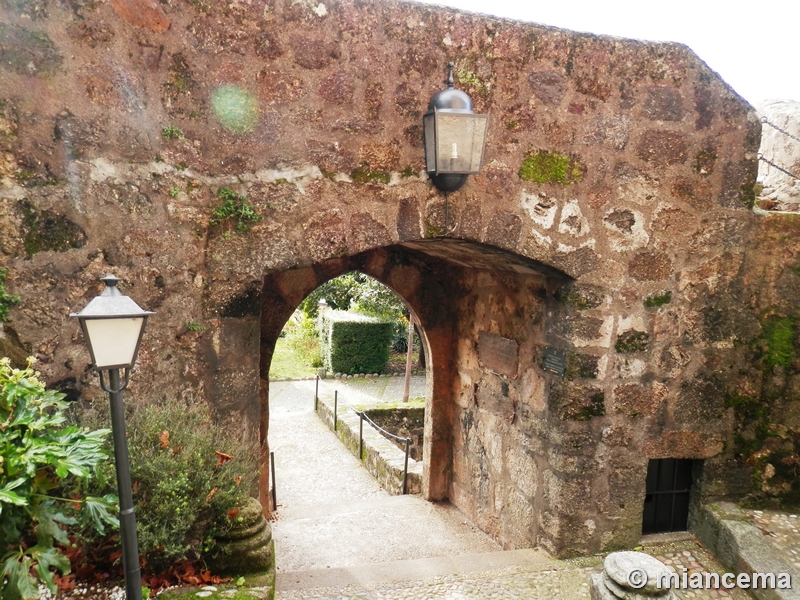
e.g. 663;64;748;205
427;111;488;175
83;317;146;369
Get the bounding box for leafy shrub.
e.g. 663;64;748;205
210;188;261;233
77;395;258;571
320;310;393;375
0;357;118;600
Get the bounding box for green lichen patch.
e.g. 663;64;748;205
0;268;21;322
761;315;797;368
454;67;490;98
615;330;650;353
18;199;86;257
644;291;672;307
350;164;390;185
0;24;63;76
519;150;584;185
210;188;262;233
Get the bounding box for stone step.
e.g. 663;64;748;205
275;547;559;592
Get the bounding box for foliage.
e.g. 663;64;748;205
185;321;206;332
644;291;672;308
299;272;405;319
0;268;21;322
269;313;323;380
0;357;117;600
161;126;183;140
320;311;393;375
77;395;257;571
210;188;261;233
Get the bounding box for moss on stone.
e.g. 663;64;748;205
519;150;584;185
0;24;62;76
565;352;599;380
575;392;605;420
400;166;415;178
350;164;390;185
761;315;796;368
424;220;442;238
614;331;649;353
644;291;672;308
18;200;86;257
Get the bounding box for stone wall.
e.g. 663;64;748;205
0;0;777;557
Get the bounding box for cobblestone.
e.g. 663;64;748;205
276;541;753;600
742;509;800;571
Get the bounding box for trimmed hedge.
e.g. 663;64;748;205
320;310;393;375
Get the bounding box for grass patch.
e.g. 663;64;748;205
269;315;322;380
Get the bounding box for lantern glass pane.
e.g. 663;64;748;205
423;113;436;172
84;317;144;369
434;113;488;174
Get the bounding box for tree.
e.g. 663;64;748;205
300;272;406;319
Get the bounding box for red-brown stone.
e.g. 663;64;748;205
110;0;170;33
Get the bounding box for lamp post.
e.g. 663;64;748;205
423;62;489;192
70;275;154;600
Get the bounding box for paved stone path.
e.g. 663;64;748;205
269;379;754;600
743;509;800;572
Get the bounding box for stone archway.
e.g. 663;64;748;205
259;240;571;549
0;0;769;559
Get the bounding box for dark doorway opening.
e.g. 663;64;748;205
642;458;696;534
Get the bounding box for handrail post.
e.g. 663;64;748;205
403;437;410;495
315;374;319;411
359;411;364;460
334;390;338;431
270;451;277;510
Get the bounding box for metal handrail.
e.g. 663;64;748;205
354;408;412;495
312;378;413;494
356;409;413;444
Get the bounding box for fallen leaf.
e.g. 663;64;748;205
205;488;219;503
227;509;240;520
214;450;233;466
157;430;170;449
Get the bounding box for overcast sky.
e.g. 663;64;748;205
410;0;799;108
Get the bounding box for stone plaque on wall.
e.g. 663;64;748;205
478;332;519;377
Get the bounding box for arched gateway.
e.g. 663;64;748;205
0;0;769;557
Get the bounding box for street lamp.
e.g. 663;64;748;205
423;62;489;192
70;275;154;600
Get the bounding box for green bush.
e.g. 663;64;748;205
77;395;258;571
0;357;118;600
320;310;393;375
